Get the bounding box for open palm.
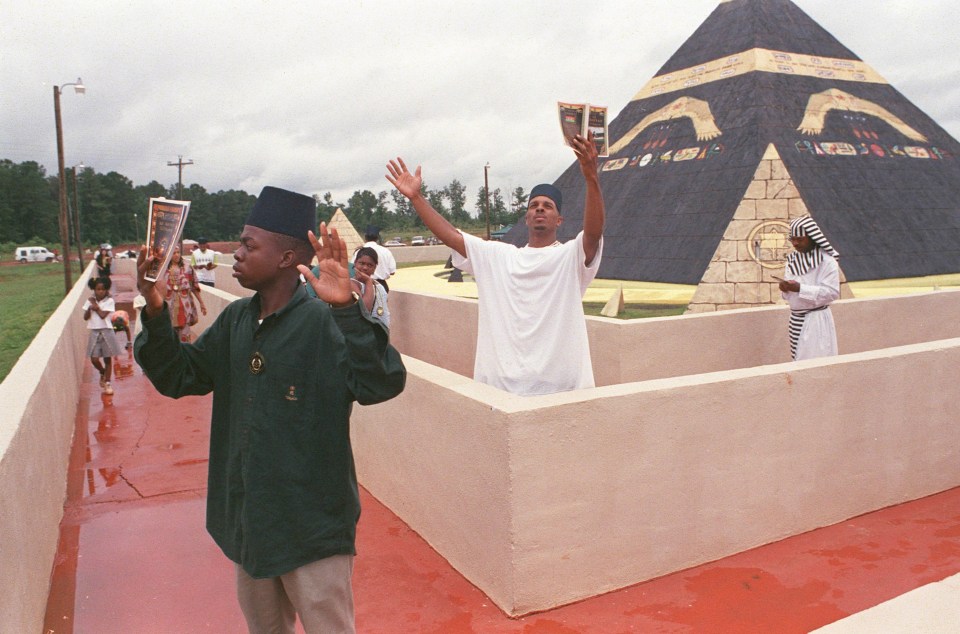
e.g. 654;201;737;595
298;223;352;306
386;158;422;199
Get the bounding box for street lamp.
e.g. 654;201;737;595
71;162;85;270
133;213;140;245
54;77;86;294
483;162;491;240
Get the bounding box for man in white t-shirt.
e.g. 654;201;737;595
355;226;397;292
190;237;219;287
386;133;605;396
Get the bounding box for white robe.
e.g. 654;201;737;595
453;231;601;396
782;254;840;360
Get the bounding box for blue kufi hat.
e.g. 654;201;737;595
529;183;563;212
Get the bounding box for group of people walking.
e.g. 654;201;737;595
83;239;219;395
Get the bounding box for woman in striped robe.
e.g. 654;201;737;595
778;216;840;361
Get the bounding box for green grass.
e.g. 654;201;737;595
0;263;67;381
583;303;688;319
397;260;447;269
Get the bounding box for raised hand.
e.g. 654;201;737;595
385;157;422;200
298;222;354;307
571;132;599;175
135;246;166;318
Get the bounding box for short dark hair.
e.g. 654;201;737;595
355;246;379;264
88;276;112;291
274;233;315;267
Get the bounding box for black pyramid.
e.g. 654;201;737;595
506;0;960;284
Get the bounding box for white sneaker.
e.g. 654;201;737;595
102;382;114;395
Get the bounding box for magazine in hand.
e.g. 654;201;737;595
144;197;191;282
558;101;610;157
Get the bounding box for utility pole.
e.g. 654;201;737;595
484;162;491;240
167;155;194;199
72;164;85;270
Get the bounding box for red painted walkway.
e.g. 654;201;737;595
44;354;960;633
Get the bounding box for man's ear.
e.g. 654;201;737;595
556;214;564;226
278;249;298;269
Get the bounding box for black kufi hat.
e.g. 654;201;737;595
245;186;316;241
529;183;562;212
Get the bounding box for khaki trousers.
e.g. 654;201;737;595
235;555;355;634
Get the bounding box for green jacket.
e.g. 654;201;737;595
135;285;406;578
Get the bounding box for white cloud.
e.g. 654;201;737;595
1;0;957;209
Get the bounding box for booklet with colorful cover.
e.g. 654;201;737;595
558;101;610;157
144;197;191;282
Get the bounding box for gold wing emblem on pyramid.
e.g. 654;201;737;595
608;96;722;155
797;88;927;142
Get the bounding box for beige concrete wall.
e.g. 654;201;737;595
387;291;478;379
387;287;960;385
0;262;94;632
354;287;960;615
350;359;519;609
353;333;960;615
504;340;960;613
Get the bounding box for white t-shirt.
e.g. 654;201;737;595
81;296;116;330
191;247;219;284
452;231;602;396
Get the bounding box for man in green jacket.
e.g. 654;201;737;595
135;186;406;634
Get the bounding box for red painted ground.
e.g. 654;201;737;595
44;354;960;633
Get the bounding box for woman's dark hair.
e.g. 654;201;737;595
167;245;183;267
355;246;379;264
87;276;112;291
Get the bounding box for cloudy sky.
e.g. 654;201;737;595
2;0;958;210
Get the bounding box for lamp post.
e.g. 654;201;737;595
133;213;140;245
54;77;86;294
71;162;85;270
483;162;491;240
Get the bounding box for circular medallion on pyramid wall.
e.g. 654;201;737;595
747;221;792;269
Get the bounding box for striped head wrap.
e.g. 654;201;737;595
786;216;839;277
786;216;839;359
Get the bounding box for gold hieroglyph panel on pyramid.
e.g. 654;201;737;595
504;0;960;300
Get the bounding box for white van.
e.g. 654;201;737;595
14;246;57;263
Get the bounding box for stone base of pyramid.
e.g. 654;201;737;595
687;144;853;313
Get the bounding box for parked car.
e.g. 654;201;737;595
426;236;441;245
410;235;425;246
14;246;57;263
384;237;405;246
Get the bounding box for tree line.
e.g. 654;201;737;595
0;158;529;247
